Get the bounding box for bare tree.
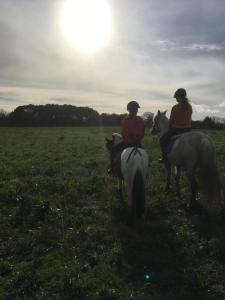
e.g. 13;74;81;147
0;109;9;126
142;112;154;129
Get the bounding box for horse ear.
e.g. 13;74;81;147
163;110;167;115
157;110;160;115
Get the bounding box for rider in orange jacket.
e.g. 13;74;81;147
159;88;192;163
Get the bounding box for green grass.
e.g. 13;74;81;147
0;127;225;300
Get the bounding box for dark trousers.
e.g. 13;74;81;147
160;128;191;156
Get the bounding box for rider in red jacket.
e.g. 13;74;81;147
108;101;145;174
121;101;145;147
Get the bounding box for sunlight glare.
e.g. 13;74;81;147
61;0;113;52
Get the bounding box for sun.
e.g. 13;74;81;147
61;0;113;52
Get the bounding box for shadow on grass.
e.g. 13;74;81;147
110;197;207;300
191;211;225;264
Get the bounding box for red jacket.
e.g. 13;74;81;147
121;115;145;145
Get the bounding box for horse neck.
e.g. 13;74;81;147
160;116;169;134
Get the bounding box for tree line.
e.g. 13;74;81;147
0;105;126;127
0;104;224;129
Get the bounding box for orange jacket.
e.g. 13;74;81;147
121;115;145;145
170;103;192;128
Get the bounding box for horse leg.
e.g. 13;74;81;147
187;173;201;212
118;178;124;200
165;163;171;192
175;166;181;199
189;174;197;202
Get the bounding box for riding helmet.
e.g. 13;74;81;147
174;88;186;99
127;101;140;112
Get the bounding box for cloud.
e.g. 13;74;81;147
0;0;225;119
219;102;225;108
151;40;225;52
192;102;225;120
183;43;225;52
192;104;220;114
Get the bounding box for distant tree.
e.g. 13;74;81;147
99;113;126;126
10;104;99;126
5;104;225;129
10;105;36;126
142;112;154;129
0;109;10;126
192;120;202;129
202;116;216;129
192;117;225;130
212;117;225;129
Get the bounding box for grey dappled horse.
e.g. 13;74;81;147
105;133;149;220
152;110;224;212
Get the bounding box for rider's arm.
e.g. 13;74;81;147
136;117;145;140
121;117;129;144
169;106;176;128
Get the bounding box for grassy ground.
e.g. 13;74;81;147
0;127;225;300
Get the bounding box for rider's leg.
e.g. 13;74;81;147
159;131;172;163
108;143;126;175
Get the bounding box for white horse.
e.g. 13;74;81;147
105;133;149;219
152;110;224;212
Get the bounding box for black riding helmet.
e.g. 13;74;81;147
127;101;140;112
174;88;186;99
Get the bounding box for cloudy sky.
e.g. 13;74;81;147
0;0;225;119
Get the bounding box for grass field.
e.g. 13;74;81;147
0;127;225;300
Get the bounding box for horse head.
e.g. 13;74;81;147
105;133;122;152
151;110;168;135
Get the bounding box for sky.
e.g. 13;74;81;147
0;0;225;120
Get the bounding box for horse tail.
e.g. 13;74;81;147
132;168;145;218
198;139;224;211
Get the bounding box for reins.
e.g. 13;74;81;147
126;147;142;164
